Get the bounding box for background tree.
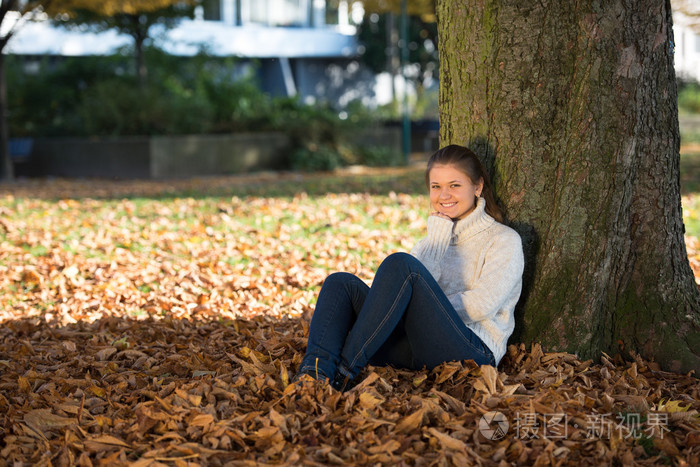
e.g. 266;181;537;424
438;0;699;373
0;0;50;181
356;0;437;114
359;0;435;21
47;0;198;88
357;8;437;105
0;0;18;181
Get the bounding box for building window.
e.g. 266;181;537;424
241;0;310;27
324;0;352;27
274;0;308;27
244;0;267;24
325;0;340;25
202;0;222;21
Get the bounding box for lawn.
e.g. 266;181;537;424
682;146;700;239
0;165;698;465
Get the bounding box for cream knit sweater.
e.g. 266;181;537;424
410;197;524;365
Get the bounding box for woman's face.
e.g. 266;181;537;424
429;164;483;220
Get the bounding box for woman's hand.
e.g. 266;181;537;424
430;211;453;221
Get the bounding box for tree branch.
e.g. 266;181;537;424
0;1;18;19
0;1;19;53
0;0;57;52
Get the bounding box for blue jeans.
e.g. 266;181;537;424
298;252;495;386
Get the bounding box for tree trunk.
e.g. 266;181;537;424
438;0;700;373
133;15;147;90
387;12;398;103
0;53;14;181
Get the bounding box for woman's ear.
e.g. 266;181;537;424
477;178;485;197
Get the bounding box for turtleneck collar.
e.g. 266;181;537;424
451;197;495;243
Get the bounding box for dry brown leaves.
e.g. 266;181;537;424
0;176;699;466
2;316;699;466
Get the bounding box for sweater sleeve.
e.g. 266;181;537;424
409;215;454;282
448;229;524;323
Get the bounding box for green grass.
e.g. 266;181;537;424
681;149;700;237
681;150;700;195
0;168;431;322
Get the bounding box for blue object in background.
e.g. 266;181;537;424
9;138;33;161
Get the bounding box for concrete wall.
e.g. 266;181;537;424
27;133;290;179
32;137;151;178
24;128;402;179
150;133;290;178
348;126;402;152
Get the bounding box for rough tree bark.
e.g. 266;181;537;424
438;0;700;373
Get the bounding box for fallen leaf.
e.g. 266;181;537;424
359;391;385;410
84;435;131;451
395;409;425;433
24;409;75;433
95;347;117;361
1;175;699;466
427;428;467;452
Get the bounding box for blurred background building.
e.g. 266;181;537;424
5;0;699;107
2;0;700;179
4;0;386;107
674;3;700;83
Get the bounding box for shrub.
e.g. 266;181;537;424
7;54;129;136
356;146;403;167
289;144;344;172
679;81;700;114
6;47;398;167
76;79;216;136
6;49;274;137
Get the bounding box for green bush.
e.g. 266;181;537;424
356;146;403;167
288;144;405;172
6;49;279;137
76;79;215;136
7;54;129;136
6;47;405;171
8;48;364;139
289;144;344;172
678;81;700;114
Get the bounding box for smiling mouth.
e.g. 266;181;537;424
441;202;457;208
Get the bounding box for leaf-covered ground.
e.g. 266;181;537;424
1;168;699;466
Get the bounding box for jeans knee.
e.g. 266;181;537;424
380;252;418;271
324;271;354;284
321;272;358;292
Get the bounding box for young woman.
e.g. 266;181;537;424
296;144;525;391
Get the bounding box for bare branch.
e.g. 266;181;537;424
0;1;19;19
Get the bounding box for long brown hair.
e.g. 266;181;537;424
425;144;504;223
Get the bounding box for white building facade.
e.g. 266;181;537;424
3;0;377;106
673;9;700;83
4;2;700;105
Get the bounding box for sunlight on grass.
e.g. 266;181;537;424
683;194;700;238
0;168;432;324
681;146;700;238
